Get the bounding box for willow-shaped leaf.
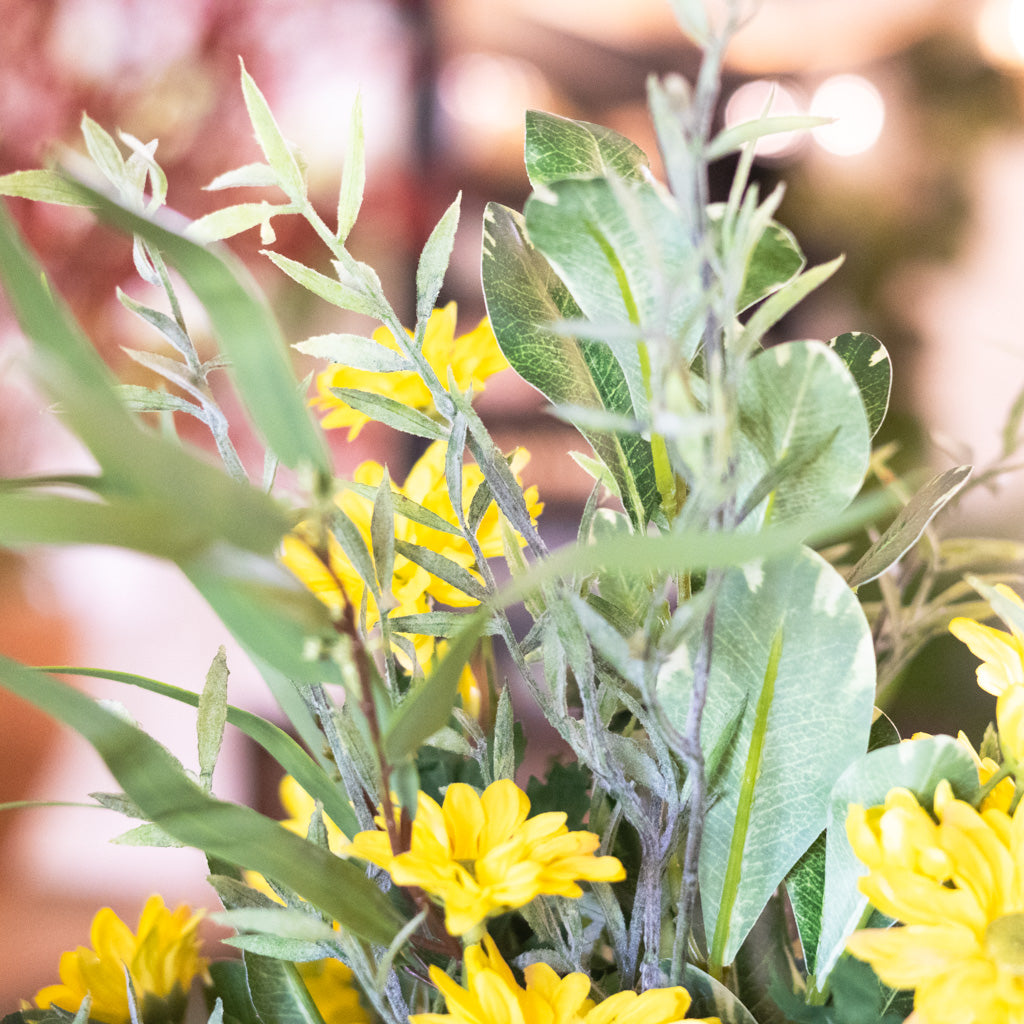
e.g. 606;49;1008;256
198;647;229;790
265;251;381;318
328;387;447;441
846;465;971;589
659;547;876;966
416;192;461;323
524;110;649;188
393;539;488;602
0;656;403;945
239;62;306;201
294;333;411;372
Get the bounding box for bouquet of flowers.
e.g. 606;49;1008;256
2;2;1024;1023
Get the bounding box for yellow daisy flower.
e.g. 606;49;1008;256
949;585;1024;696
33;896;209;1024
281;441;541;662
311;303;509;439
343;779;625;938
409;933;719;1024
845;780;1024;1024
297;959;373;1024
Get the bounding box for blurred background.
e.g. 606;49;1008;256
2;0;1024;1001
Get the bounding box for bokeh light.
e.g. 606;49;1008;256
810;74;886;156
723;79;807;160
977;0;1024;68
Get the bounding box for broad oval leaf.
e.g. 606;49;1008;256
481;202;659;528
659;546;876;966
524;110;649;188
815;735;979;981
828;332;891;438
737;340;871;527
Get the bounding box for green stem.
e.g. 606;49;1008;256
708;625;784;978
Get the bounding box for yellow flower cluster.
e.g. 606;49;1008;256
282;439;541;666
950;585;1024;764
311;303;509;440
846;780;1024;1024
33;896;209;1024
409;934;719;1024
344;779;626;938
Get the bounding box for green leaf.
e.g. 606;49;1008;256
0;169;96;207
370;470;396;595
204;163;280;190
388;611;499;637
524;175;698;364
117;289;194;358
660;547;876;966
734;219;805;313
828;332;891;438
340;480;462;538
681;964;760;1024
383;608;490;762
393;538;488;602
847;466;972;588
66;184;330;474
0;656;403;945
118;384;203;418
60;664;357;836
216;906;339;948
336;93;365;242
815;735;979;981
736;341;871;526
738;256;844;354
481;202;658;528
81;114;128;194
785;831;827;975
327;387;447;440
706;114;832;161
416;192;461;324
208;961;261;1024
198;646;229;790
243;954;327;1024
293;334;411;372
524;110;649;188
186;202;290;244
265;250;381;318
969;574;1024;636
239;61;306;201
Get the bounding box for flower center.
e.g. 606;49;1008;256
986;913;1024;973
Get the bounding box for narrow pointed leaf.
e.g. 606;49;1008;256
370;470;396;595
294;334;411;372
265;250;381;318
239;61;306;201
198;646;230;790
0;169;96;206
847;466;972;588
416;192;461;323
328;387;447;440
336;93;365;241
186;202;289;244
205;163;280;190
393;539;488;602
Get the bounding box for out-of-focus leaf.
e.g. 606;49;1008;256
243;954;327;1024
186;202;291;244
0;656;402;946
117;288;193;357
383;608;490;762
847;466;972;588
524;110;649;188
0;169;96;206
204;163;280;191
336;93;365;242
198;646;230;790
118;384;203;418
706;115;831;161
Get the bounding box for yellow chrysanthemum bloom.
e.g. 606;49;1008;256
409;933;719;1024
297;959;373;1024
311;303;509;439
949;585;1024;696
343;779;625;938
281;440;541;662
846;780;1024;1024
33;896;209;1024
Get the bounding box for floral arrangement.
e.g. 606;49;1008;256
2;2;1024;1023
